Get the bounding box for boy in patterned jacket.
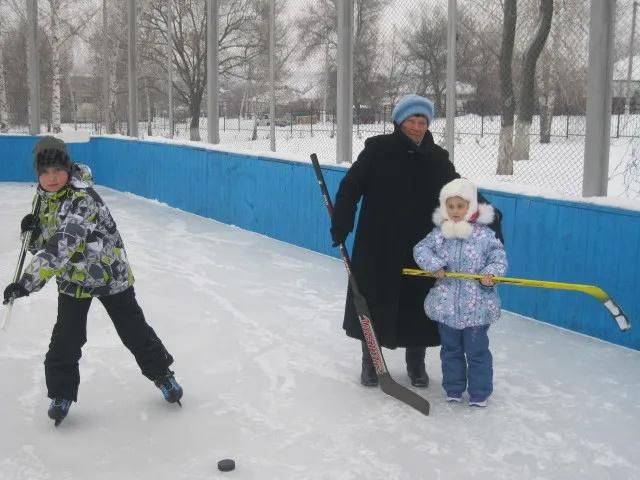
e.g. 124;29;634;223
2;136;183;425
413;178;507;407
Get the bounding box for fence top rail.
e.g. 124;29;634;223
480;186;640;217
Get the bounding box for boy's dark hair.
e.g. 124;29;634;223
33;136;73;176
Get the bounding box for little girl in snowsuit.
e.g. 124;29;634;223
2;136;183;425
413;178;507;407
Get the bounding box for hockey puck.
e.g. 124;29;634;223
217;459;235;472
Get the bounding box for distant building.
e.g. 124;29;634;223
68;75;98;122
612;55;640;112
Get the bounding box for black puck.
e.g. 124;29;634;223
217;459;235;472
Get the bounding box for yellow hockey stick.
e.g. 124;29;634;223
402;268;631;332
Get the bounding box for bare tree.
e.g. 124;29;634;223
27;0;97;133
85;0;127;134
381;24;408;107
513;0;553;160
295;0;336;109
538;47;554;143
139;0;263;140
241;0;294;127
353;0;386;116
294;0;387;115
497;0;517;175
1;17;30;126
402;5;447;113
538;0;589;143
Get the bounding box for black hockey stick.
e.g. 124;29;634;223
310;153;430;416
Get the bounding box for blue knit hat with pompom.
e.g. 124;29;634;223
391;94;435;126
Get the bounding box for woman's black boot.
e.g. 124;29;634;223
406;346;429;388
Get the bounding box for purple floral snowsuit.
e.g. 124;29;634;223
413;203;507;402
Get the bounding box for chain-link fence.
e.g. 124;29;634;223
611;0;640;197
0;1;638;198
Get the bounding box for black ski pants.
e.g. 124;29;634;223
45;286;174;401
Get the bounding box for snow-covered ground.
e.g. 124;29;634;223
29;112;638;199
1;183;639;480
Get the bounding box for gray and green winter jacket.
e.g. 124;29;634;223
19;164;134;298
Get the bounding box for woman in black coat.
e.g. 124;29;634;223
330;94;502;388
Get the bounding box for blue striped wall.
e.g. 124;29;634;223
1;135;638;350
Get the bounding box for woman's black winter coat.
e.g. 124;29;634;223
331;128;503;349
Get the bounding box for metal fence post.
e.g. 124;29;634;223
624;1;638;121
269;0;276;151
383;105;386;134
337;0;353;163
446;0;457;158
167;0;174;138
207;0;219;144
583;0;616;196
27;0;40;135
128;0;138;137
103;0;110;134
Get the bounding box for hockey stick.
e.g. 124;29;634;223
402;268;630;331
310;153;430;416
1;194;42;332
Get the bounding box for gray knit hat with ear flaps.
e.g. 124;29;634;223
33;136;73;176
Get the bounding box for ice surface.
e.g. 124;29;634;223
1;183;638;480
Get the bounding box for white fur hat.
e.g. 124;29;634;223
438;178;478;222
433;178;495;239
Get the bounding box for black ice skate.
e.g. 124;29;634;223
154;372;183;406
48;398;72;426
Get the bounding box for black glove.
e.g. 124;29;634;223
3;283;29;305
20;213;39;234
330;228;348;248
